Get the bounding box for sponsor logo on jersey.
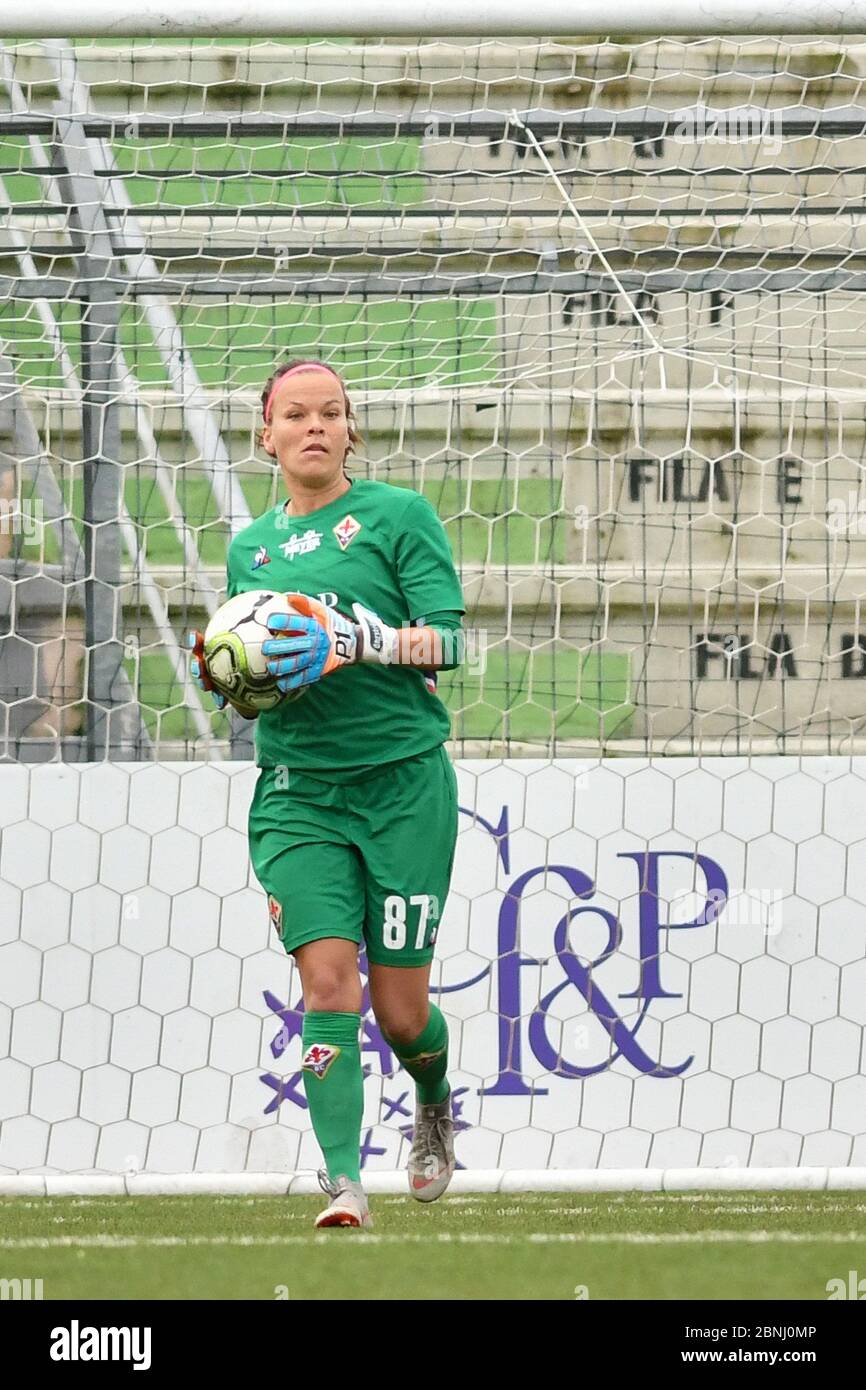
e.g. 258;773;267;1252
302;1043;341;1079
279;529;323;561
267;894;283;937
333;514;361;551
252;545;271;570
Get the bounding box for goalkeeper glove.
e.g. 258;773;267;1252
262;593;399;693
186;631;228;711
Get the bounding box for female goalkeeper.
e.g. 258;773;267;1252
191;360;464;1229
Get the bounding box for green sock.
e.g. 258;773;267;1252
301;1011;363;1184
384;1003;450;1106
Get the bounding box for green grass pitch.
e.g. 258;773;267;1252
2;1192;864;1301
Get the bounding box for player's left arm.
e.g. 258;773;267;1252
390;490;465;671
399;610;464;671
263;598;464;690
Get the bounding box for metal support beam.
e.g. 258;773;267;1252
8;270;866;299
6;108;866;138
49;113;150;758
78;290;128;758
92;270;866;296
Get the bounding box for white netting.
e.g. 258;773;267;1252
2;33;866;1185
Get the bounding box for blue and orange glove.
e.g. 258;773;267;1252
262;593;399;693
186;630;227;711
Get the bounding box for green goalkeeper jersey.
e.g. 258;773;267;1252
226;478;465;778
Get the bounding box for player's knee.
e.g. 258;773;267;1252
374;1007;429;1047
294;938;362;1013
308;984;358;1017
305;983;359;1013
300;967;360;1014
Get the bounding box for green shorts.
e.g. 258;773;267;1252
248;743;459;967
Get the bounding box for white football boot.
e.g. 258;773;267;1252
408;1093;455;1202
314;1171;373;1230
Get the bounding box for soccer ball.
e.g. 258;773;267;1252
203;590;305;716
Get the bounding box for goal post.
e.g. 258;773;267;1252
1;21;866;1187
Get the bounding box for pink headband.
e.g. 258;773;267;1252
263;362;344;423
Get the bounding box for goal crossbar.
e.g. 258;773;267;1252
3;0;866;38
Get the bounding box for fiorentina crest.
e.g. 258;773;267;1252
302;1043;341;1080
410;1047;446;1069
333;514;361;551
267;894;283;937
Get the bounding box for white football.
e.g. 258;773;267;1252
203;590;304;715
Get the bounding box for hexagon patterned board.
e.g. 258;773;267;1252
0;759;864;1175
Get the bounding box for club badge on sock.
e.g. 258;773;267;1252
302;1043;341;1080
409;1048;446;1069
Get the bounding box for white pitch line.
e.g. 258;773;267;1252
8;1196;866;1221
1;1231;865;1250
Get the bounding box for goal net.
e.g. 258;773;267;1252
3;30;866;762
2;22;866;1186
